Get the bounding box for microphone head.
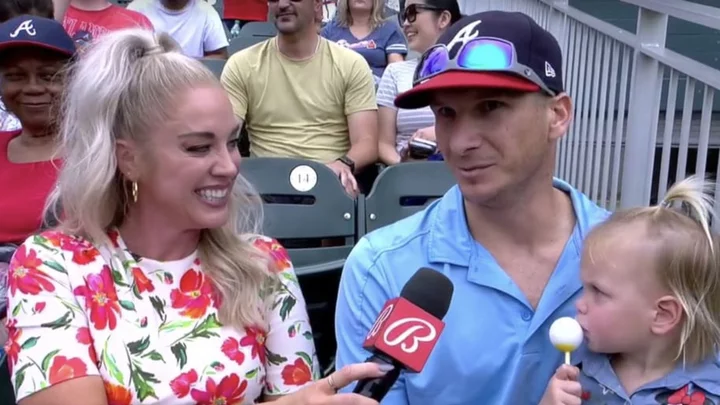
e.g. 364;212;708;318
399;268;454;320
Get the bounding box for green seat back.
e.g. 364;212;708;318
238;21;277;37
362;162;455;234
240;157;356;275
228;36;267;55
200;58;225;78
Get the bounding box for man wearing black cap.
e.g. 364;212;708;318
335;11;610;404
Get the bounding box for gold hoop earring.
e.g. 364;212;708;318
132;181;138;203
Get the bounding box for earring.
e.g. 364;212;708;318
132;181;138;203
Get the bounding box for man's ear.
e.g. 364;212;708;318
115;139;140;181
547;93;572;142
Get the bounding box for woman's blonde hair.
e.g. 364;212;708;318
335;0;386;29
45;28;276;330
589;175;720;364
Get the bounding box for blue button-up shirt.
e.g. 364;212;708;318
334;179;610;404
577;351;720;404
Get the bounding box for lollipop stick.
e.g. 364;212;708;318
564;352;571;365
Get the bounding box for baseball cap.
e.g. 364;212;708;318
0;15;76;58
395;11;564;109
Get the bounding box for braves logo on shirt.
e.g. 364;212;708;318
336;39;377;50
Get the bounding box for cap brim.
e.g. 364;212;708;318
394;71;541;110
0;41;74;59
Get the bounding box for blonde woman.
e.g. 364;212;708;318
542;175;720;404
321;0;406;84
4;28;387;405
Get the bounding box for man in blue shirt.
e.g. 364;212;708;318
334;11;610;405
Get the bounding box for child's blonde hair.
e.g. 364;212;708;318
588;175;720;364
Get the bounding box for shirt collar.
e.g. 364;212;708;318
427;178;607;267
580;350;720;396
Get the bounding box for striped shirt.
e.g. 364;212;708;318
376;59;435;152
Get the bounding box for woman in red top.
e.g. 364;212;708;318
0;15;76;245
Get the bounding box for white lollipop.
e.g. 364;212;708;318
549;317;583;364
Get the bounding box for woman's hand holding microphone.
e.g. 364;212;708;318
272;362;392;405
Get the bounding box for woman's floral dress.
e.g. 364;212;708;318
4;229;320;404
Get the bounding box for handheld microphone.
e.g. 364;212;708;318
352;267;454;400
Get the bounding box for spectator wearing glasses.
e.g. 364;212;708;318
222;0;378;196
4;27;388;405
377;0;460;165
335;11;610;405
321;0;407;85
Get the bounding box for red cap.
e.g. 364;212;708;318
394;70;541;110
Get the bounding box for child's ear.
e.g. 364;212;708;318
651;295;683;335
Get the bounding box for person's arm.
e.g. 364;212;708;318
334;237;410;405
385;24;407;64
375;65;402;165
220;54;248;129
253;237;321;401
6;236;106;405
344;57;379;170
203;6;230;59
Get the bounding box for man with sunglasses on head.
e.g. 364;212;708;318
334;11;610;405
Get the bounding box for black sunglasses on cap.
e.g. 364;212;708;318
399;3;444;24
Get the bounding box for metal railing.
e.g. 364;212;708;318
482;0;720;220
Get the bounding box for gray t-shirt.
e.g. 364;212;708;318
376;59;435;152
321;20;407;81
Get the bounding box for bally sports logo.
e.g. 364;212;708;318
363;298;445;372
382;317;437;354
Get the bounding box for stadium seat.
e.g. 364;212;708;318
240;157;356;275
238;21;277;37
228;35;267;55
200;58;225;78
359;161;456;235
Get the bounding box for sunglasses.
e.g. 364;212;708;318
400;4;443;24
413;37;557;96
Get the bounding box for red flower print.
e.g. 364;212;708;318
44;231;99;265
76;327;98;365
107;229;120;248
169;269;213;319
253;238;291;272
170;369;198;398
9;245;56;295
73;266;121;330
581;391;591;400
33;302;46;313
240;327;267;364
221;337;246;365
48;356;88;385
132;267;155;294
281;357;313;386
667;384;706;405
104;381;132;405
4;319;21;368
190;374;248;405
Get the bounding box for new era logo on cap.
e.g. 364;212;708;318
0;15;76;58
